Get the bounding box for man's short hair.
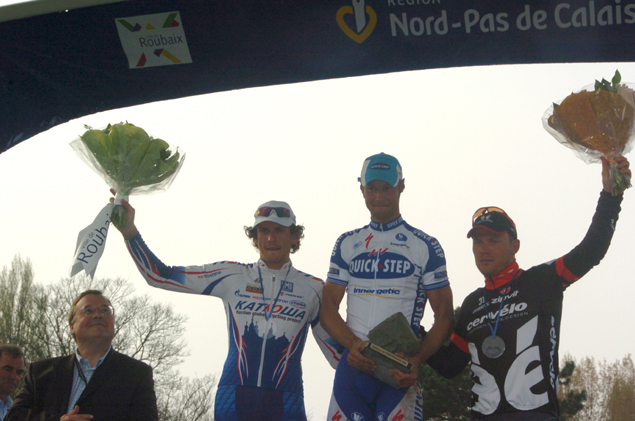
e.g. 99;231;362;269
0;344;23;359
244;224;305;253
68;290;113;327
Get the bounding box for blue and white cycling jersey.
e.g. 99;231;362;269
327;215;450;340
326;216;450;421
126;234;341;421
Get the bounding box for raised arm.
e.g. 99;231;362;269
109;189;139;240
560;156;630;280
601;155;631;194
108;190;230;297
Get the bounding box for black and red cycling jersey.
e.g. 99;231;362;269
427;190;622;420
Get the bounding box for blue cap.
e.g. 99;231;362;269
359;153;403;187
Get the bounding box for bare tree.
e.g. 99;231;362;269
0;255;215;420
566;355;604;420
556;356;586;420
564;354;635;421
0;255;49;363
604;355;635;421
157;373;217;421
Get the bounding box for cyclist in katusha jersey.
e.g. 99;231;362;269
426;156;631;421
320;153;454;421
110;195;342;421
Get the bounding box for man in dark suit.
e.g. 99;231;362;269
6;290;158;421
0;345;25;420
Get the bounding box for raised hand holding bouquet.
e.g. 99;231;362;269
542;70;635;195
70;122;185;278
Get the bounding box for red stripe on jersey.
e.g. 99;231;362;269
555;256;580;284
172;267;225;275
451;332;469;354
127;242;196;291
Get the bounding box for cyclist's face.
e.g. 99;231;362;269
361;179;404;224
471;230;520;278
255;222;298;270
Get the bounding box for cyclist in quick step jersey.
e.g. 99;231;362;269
426;156;631;421
112;196;341;421
320;153;454;421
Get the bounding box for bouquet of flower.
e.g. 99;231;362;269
542;70;635;195
69;122;185;278
71;122;185;227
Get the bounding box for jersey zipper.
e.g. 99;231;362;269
370;224;383;332
257;273;275;386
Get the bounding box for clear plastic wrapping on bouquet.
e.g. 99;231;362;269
542;73;634;195
69;122;186;279
70;123;186;197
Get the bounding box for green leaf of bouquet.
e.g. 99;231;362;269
612;69;621;87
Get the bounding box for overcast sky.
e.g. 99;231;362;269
1;62;634;419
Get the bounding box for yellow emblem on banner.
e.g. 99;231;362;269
337;5;377;44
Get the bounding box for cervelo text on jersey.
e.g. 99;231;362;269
467;302;528;331
467;289;528;331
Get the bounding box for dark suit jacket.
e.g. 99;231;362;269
5;350;158;421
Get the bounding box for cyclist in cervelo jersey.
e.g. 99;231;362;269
111;196;341;421
320;153;454;421
426;156;631;421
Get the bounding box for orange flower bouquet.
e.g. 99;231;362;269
542;71;635;195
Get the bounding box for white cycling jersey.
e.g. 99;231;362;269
126;234;341;421
327;216;450;341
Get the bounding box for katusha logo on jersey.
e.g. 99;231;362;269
349;252;414;278
336;0;377;43
234;301;307;320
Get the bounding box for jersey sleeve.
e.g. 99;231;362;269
304;277;344;368
126;233;238;297
425;298;471;378
326;232;351;286
425;340;471;379
422;237;450;291
556;190;622;285
311;319;344;369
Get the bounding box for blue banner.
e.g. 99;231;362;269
2;0;634;153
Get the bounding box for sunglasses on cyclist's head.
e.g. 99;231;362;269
469;206;517;239
472;207;512;223
256;206;291;218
